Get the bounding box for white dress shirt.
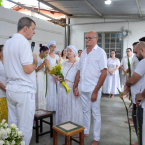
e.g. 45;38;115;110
121;54;134;75
3;33;36;93
134;59;145;110
78;44;107;93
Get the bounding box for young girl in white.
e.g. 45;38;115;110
46;41;60;111
36;44;49;110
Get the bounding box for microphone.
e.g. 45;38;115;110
31;42;35;52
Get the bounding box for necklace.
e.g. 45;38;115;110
65;59;76;80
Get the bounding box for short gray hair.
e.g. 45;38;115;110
17;17;36;32
94;32;98;38
87;31;98;38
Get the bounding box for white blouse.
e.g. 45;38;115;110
37;55;45;72
0;61;6;97
46;54;59;68
107;58;120;70
62;61;79;83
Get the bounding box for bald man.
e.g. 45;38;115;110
73;31;107;145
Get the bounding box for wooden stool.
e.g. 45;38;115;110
33;109;53;143
53;121;85;145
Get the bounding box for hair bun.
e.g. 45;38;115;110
39;44;42;47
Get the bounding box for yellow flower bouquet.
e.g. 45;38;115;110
49;62;70;93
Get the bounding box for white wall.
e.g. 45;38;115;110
0;6;65;55
70;18;145;56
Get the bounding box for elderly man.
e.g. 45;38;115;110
73;31;107;145
3;17;37;145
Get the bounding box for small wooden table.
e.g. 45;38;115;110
53;121;85;145
33;109;53;143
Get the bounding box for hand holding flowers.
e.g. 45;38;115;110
49;62;70;93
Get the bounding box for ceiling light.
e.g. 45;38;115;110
105;0;112;5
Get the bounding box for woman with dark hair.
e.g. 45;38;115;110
103;50;120;98
35;44;49;109
60;48;67;63
0;45;8;122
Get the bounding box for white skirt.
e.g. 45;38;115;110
36;71;46;110
46;74;57;111
103;70;120;94
56;81;83;126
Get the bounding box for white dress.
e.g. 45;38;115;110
35;55;46;110
103;58;120;94
56;61;83;125
46;54;59;111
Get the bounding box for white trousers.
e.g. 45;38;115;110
143;109;145;145
6;91;35;145
80;91;101;141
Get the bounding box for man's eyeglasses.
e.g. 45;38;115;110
85;37;97;40
126;51;130;52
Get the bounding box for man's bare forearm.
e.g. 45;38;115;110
93;69;107;93
73;70;80;89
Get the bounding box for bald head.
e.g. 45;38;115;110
87;31;98;38
137;41;145;50
85;31;98;49
135;42;145;61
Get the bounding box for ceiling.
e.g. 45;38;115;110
38;0;145;19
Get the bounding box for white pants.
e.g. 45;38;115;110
120;74;127;91
6;91;35;145
80;91;101;141
143;109;145;145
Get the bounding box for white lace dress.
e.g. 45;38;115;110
103;58;120;94
56;61;83;125
46;54;59;111
35;55;46;110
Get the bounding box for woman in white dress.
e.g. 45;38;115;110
0;45;8;122
56;45;83;127
35;44;49;110
60;48;67;64
103;50;120;98
55;49;61;59
46;41;60;111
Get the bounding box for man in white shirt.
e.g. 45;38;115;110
135;42;145;145
120;48;134;91
75;50;82;61
3;17;37;145
73;31;107;145
124;42;145;145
